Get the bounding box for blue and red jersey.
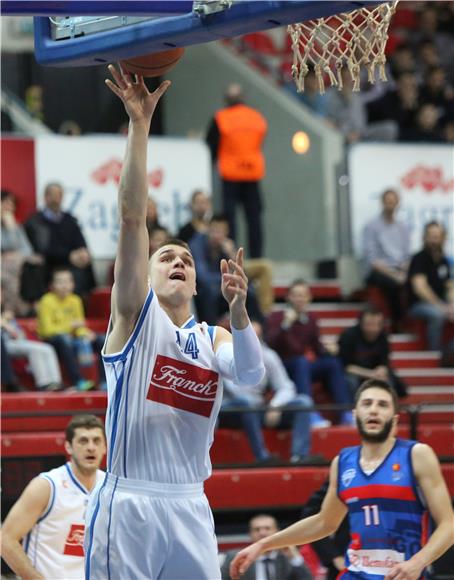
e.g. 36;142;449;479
337;438;428;579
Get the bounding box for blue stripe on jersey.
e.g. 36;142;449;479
183;316;197;329
347;498;424;514
85;475;109;580
102;288;154;363
65;462;88;495
24;532;31;554
37;476;56;522
207;325;215;346
123;346;137;478
106;475;119;580
107;363;126;471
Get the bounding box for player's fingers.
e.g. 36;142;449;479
222;274;247;289
105;79;123;98
154;80;172;98
109;64;128;89
228;259;248;282
236;247;244;269
220;259;229;275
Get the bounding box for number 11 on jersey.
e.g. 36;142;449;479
362;504;380;526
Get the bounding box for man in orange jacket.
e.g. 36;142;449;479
206;83;267;258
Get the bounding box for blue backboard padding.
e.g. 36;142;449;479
32;1;384;67
3;1;194;16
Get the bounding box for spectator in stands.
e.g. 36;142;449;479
1;305;63;391
148;224;169;257
206;83;267;258
266;279;353;427
189;215;265;324
338;306;407;398
24;182;96;297
401;103;444;142
325;68;397;143
37;267;106;391
221;513;312;580
1;189;45;315
301;479;349;580
367;71;420;140
406;221;454;351
222;321;324;466
363;188;410;331
1;331;24;392
177;189;212;243
420;66;454;118
284;67;328;117
145;195;163;232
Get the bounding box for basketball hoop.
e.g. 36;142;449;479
288;1;399;94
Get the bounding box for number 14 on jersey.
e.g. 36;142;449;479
175;331;200;360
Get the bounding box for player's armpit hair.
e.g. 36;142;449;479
215;324;265;386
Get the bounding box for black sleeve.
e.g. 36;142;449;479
68;215;89;249
206;118;220;162
220;552;234;580
378;334;390;366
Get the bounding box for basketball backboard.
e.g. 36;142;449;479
2;1;386;67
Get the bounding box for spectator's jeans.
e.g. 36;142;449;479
285;355;353;406
408;302;446;351
1;332;16;385
46;333;106;386
221;394;312;460
221;397;268;460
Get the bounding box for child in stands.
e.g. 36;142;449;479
37;268;105;390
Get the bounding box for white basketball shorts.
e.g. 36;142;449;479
84;473;220;580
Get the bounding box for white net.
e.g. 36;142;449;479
288;1;399;94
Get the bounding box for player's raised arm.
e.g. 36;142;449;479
214;248;265;387
229;457;347;579
105;65;170;349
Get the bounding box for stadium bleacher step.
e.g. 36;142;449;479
390;351;440;369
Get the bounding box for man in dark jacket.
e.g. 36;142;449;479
338;306;407;397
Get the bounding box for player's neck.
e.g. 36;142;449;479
160;301;193;327
70;461;99;492
361;436;396;461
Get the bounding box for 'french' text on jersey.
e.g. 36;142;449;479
102;288;223;484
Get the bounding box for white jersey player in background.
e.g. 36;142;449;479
83;66;265;580
1;415;106;580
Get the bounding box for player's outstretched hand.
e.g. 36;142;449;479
221;248;248;312
105;64;170;126
230;542;264;579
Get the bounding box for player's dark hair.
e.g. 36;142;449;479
65;415;105;443
354;379;398;413
210;214;229;225
157;238;191;253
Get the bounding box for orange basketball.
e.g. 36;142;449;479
120;47;185;78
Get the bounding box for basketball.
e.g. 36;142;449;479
120;47;185;77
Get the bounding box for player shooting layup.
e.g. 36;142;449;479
230;379;454;580
84;67;265;580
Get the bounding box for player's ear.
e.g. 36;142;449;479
64;440;72;456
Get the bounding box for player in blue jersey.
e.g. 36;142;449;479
230;378;454;580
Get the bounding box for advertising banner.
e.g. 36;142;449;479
35;134;211;258
349;144;454;259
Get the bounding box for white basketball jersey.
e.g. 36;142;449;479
25;463;105;580
102;288;223;484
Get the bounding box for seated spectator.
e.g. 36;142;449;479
189;215;264;324
222;321;324;466
1;190;45;315
420;66;454;119
363;188;410;331
1;331;25;392
284;67;328;117
37;268;106;391
1;306;62;391
301;479;349;580
338;306;407;398
178;189;212;243
401;103;444;142
325;68;397;143
406;221;454;351
266;280;353;427
24;182;96;297
221;513;312;580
